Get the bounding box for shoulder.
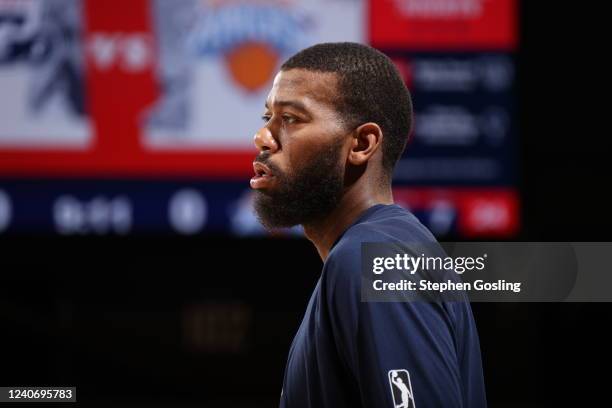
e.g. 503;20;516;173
324;205;438;284
329;205;437;262
343;204;437;244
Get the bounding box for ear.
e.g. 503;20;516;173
347;122;383;166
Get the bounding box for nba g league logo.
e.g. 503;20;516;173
388;369;416;408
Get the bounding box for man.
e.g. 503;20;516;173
250;42;486;407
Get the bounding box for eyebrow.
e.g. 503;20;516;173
264;99;309;112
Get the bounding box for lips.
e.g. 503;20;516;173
250;161;276;190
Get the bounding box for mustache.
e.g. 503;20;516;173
254;152;282;176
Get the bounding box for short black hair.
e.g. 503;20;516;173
281;42;412;176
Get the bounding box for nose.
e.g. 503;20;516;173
254;126;279;153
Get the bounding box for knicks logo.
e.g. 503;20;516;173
388;369;416;408
188;2;309;93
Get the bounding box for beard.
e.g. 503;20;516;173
253;138;345;229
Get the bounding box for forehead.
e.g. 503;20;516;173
266;69;340;110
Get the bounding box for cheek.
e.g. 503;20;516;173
282;123;347;172
283;138;316;172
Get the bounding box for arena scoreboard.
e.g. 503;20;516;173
0;0;518;237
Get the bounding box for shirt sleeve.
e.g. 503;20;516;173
322;240;481;408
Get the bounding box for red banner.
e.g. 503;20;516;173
393;187;519;237
369;0;517;50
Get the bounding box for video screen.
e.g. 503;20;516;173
0;0;518;237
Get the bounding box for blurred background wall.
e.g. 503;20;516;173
0;0;609;406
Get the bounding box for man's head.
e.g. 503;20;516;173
251;42;413;229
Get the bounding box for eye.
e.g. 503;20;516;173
282;114;297;124
261;114;271;123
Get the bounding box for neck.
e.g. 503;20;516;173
303;184;394;261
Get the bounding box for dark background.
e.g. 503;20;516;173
1;2;610;407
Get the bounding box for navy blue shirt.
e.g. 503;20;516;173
280;204;486;408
